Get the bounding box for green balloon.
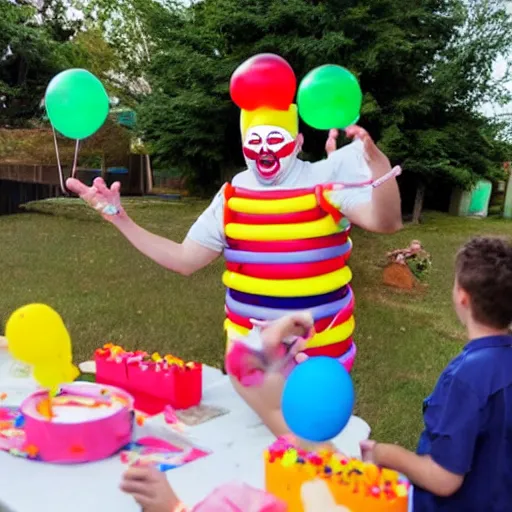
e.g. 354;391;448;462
45;69;109;140
297;65;362;130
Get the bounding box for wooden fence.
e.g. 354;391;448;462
0;155;153;214
0;180;61;214
0;164;62;185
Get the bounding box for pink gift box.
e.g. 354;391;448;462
95;355;129;387
95;349;202;414
192;482;287;512
127;362;160;396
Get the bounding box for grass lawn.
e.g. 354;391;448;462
1;197;511;450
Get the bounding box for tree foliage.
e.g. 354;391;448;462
0;0;121;127
1;0;511;199
71;0;154;99
130;0;512;194
0;0;67;125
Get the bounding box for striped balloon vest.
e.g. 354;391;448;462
222;182;357;370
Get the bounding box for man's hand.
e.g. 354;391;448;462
120;466;184;512
345;125;392;179
66;176;126;223
325;129;339;156
325;125;394;180
343;125;402;233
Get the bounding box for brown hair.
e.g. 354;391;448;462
455;237;512;329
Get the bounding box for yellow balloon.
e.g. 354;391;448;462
33;362;80;395
5;304;72;365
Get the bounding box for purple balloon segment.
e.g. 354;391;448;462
339;342;357;372
224;239;352;264
226;286;354;322
227;286;349;309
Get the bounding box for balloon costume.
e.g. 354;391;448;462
224;56;358;371
223;188;356;368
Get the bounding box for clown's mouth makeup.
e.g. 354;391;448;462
243;129;297;182
257;152;280;178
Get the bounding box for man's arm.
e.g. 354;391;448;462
346;126;401;233
328;127;402;233
372;443;463;497
110;216;220;276
347;180;402;233
66;177;224;276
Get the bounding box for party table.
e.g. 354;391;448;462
0;355;371;512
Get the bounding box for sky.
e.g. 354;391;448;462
481;58;512;118
480;1;512;118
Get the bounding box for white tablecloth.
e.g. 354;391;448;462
0;357;370;512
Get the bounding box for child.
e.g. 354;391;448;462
361;236;512;511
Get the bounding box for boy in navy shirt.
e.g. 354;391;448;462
361;236;512;511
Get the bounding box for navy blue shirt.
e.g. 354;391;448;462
414;334;512;512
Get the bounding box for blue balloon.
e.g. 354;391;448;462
282;356;354;442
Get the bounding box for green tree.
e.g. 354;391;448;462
71;0;154;100
0;0;69;125
0;0;123;127
377;0;512;218
132;0;512;206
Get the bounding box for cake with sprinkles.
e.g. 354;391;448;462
94;344;202;413
265;437;410;511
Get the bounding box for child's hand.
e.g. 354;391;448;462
360;439;377;463
120;466;183;512
260;312;314;362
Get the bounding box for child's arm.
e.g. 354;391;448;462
362;441;463;497
121;468;287;511
361;375;481;499
121;467;187;512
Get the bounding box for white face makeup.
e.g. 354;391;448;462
242;125;299;185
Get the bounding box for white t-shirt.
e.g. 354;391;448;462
186;140;372;252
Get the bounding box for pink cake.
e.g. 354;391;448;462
15;382;133;463
95;344;202;414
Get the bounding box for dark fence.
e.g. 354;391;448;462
0;156;152;214
152;175;188;190
0;164;62;185
0;180;61;214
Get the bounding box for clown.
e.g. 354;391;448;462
67;55;402;438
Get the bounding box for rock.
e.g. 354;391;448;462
382;262;416;290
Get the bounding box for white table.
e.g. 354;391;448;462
0;359;370;512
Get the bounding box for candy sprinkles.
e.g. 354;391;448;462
94;344;203;414
265;437;410;511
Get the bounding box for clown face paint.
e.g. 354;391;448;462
243;125;299;185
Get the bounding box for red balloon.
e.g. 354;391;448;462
230;53;296;111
